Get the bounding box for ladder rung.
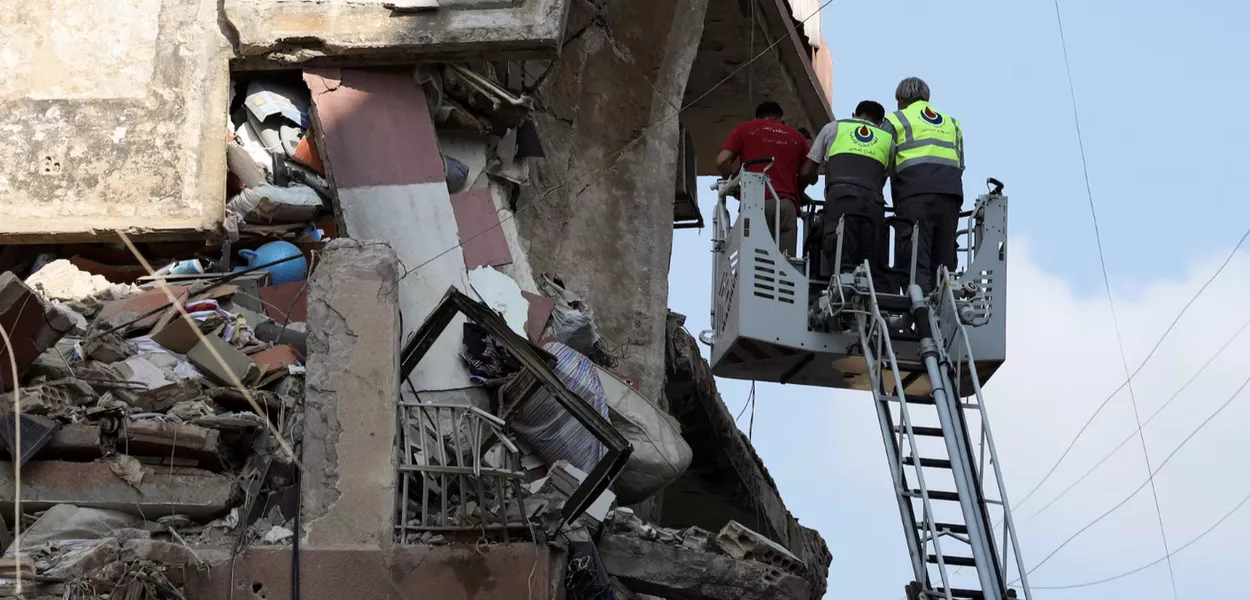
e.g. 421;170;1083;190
934;588;986;599
903;394;935;405
903;456;953;469
925;522;970;535
895;425;944;437
928;555;977;567
909;489;961;502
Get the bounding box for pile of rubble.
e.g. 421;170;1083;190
1;257;311;597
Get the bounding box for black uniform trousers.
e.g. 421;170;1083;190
820;183;887;283
895;193;962;294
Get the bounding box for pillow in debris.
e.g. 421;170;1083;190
226;184;322;225
509;341;608;475
595;365;693;504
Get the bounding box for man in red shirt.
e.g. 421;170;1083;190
715;101;811;256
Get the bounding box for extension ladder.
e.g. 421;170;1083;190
852;267;1032;600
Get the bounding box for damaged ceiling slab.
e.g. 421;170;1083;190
224;0;573;64
682;0;832;174
0;0;230;243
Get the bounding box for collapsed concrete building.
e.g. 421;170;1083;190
0;0;834;597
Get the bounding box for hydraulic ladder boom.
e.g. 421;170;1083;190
851;268;1031;600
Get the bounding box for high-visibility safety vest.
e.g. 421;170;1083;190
884;101;965;200
823;118;892;199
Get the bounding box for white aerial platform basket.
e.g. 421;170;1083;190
704;170;1009;393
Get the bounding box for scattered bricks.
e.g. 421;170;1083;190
1;378;97;416
124;420;225;471
715;521;805;575
0;460;234;521
0;271;75;391
120;539;198;567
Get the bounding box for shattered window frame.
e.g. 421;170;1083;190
398;287;632;536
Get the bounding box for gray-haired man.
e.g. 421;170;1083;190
880;77;966;293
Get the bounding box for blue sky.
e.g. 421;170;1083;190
666;1;1250;598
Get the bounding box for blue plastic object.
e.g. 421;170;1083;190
239;241;308;285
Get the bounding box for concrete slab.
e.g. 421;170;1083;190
185;544;554;600
224;0;571;63
0;0;230;243
0;460;233;521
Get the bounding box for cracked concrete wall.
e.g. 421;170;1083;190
516;0;709;411
303;238;401;548
0;0;230;243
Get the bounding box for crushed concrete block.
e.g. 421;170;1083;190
132;379;203;413
715;521;805;575
681;526;714;552
598;533;810;600
124;419;224;471
120;539;197;566
53;303;89;336
0;272;75;391
0;460;234;521
24;259;115;302
1;378;97;416
83;334;135;363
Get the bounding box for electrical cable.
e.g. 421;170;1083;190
1018;369;1250;580
1013;225;1250;513
1032;489;1250;590
1051;0;1178;594
1020;315;1250;526
398;0;836;281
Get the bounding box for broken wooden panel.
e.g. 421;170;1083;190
451;189;514;270
0;0;229;243
224;0;571;63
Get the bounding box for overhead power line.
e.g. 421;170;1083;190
1033;490;1250;590
1020;315;1250;526
1019;369;1250;579
1014;226;1250;514
1050;0;1177;594
399;0;836;281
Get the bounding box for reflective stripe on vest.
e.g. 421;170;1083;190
886;101;963;172
827;119;892;167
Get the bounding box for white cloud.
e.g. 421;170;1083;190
669;224;1250;599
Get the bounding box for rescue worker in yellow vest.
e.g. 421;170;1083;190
798;100;894;283
880;77;965;294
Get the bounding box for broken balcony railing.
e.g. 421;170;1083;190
396;402;529;541
398;287;632;537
